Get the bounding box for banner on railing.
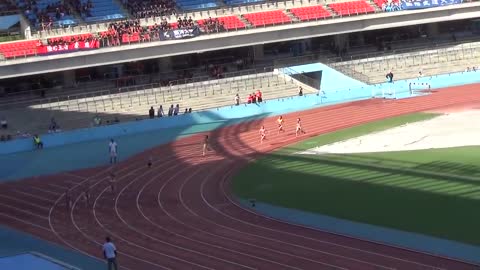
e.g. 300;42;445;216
160;27;200;41
37;40;100;55
399;0;463;10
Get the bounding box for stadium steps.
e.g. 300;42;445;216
367;0;382;12
284;10;300;23
0;72;313;135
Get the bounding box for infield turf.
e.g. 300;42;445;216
232;112;480;246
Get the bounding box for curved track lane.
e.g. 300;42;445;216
1;84;480;269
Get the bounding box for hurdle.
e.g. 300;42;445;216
371;83;396;99
409;82;431;96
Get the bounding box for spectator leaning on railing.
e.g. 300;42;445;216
127;0;175;19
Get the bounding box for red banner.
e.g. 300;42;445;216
37;40;100;55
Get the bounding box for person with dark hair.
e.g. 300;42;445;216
188;108;192;113
168;104;174;116
386;70;394;83
173;104;180;116
103;237;118;270
148;106;155;119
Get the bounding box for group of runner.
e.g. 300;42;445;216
203;115;306;156
259;116;306;144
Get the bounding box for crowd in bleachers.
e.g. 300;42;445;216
70;0;93;17
23;0;73;30
0;0;19;13
176;16;195;29
127;0;175;19
47;33;96;46
199;17;225;33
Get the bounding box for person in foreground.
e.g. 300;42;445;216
103;236;118;270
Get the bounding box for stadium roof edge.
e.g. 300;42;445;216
1;2;480;79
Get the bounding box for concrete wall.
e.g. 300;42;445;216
2;2;480;79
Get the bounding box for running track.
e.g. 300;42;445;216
1;84;480;270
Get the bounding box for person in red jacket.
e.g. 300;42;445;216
256;90;263;102
247;94;252;104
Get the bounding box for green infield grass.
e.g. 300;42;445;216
232;112;480;246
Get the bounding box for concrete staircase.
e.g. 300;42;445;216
0;71;315;136
334;43;480;83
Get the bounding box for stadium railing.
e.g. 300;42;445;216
337;41;480;73
0;66;278;111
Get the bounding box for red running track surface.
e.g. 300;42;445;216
1;84;480;269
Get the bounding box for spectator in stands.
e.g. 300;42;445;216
386;70;394;83
128;0;175;19
234;94;240;106
33;134;43;149
298;86;303;96
157;105;164;117
0;117;7;129
202;17;225;33
173;104;180;116
149;106;155;118
247;94;252;104
256;90;263;102
251;92;257;103
168;104;174;116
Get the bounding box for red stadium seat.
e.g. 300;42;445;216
198;16;246;30
328;1;375;16
0;40;40;59
243;10;291;27
290;5;332;21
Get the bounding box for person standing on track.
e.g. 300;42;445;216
109;139;118;164
109;172;116;198
295;118;306;137
103;236;118;270
202;135;210;157
277;116;285;134
259;125;267;144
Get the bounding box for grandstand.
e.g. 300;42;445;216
2;0;480;267
0;68;315;135
333;40;480;83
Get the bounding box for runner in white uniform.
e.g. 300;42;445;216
109;139;118;164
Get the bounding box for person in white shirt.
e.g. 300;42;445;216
103;237;118;270
109;139;118;164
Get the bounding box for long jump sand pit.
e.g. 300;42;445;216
300;110;480;155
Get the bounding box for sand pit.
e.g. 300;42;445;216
300;110;480;155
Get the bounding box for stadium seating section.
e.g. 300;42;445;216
17;0;78;27
328;1;375;16
176;0;218;11
289;5;332;21
0;0;18;13
243;10;291;27
79;0;126;22
0;40;38;58
224;0;264;6
197;16;246;30
48;33;93;43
